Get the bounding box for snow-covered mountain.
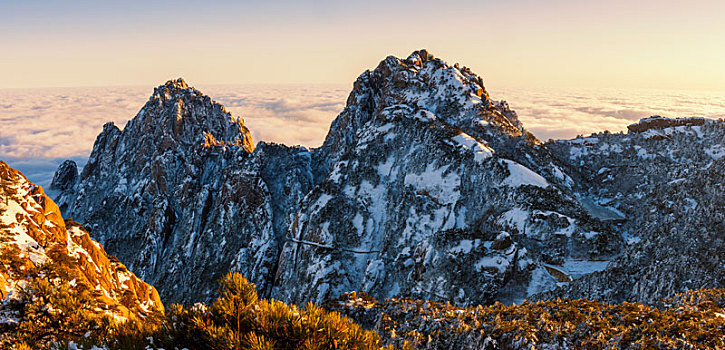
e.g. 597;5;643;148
269;50;620;305
50;50;723;307
0;161;163;322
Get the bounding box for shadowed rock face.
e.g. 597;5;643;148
545;117;725;304
50;160;78;192
51;50;724;307
51;78;274;305
0;161;163;319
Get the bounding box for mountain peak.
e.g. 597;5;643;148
159;77;190;92
150;77;201;102
124;78;254;153
405;49;435;66
322;50;537;159
167;77;189;89
53;78;256;216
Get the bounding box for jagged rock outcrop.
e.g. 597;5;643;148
54;51;624;306
0;161;163;320
627;115;707;133
52;78;276;304
50;159;78;192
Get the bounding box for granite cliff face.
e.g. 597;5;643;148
52;50;724;307
0;161;162;322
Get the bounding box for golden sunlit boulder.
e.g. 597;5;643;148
0;161;163;321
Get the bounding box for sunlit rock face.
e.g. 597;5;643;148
53;50;724;307
0;161;163;320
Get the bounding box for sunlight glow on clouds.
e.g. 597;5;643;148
1;84;724;187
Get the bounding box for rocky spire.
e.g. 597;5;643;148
50;159;78;191
51;79;273;305
123;77;254;153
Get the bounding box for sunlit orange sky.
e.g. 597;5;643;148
1;0;724;90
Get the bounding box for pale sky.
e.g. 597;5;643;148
1;0;724;90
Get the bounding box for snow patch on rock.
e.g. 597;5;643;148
500;160;549;188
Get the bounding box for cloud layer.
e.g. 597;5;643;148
2;83;723;186
204;84;349;148
489;86;725;141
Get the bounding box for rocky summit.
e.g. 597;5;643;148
51;50;724;309
51;77;272;304
269;49;620;306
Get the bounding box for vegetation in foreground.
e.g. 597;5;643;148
0;258;386;349
327;289;725;349
3;256;725;349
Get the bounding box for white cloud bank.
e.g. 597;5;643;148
1;83;723;187
490;86;725;141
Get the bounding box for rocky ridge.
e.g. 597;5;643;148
627;115;707;133
52;50;624;306
0;161;163;322
543;116;725;304
324;290;725;349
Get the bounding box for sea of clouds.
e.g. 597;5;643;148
1;84;723;187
